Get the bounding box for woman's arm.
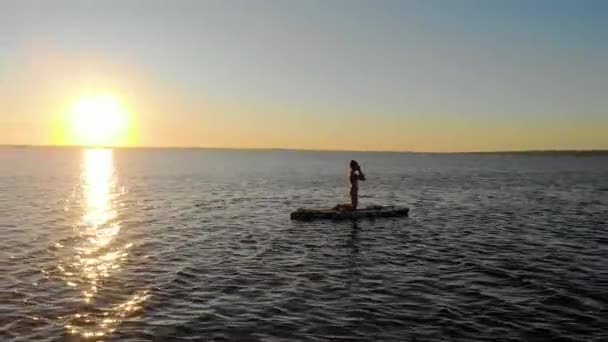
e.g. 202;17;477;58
358;168;366;181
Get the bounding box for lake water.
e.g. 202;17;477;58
1;147;607;341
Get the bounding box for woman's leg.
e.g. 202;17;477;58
350;189;358;210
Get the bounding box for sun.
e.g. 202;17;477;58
63;93;133;147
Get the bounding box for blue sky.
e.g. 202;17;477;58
1;0;607;151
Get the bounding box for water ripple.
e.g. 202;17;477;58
1;149;607;341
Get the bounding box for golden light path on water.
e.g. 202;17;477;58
58;149;148;339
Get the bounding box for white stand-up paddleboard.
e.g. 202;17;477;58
290;205;409;221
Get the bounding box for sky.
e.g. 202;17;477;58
0;0;607;152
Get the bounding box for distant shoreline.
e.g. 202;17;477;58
2;144;607;155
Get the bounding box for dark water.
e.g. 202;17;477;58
1;147;607;341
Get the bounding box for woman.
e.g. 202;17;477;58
349;160;366;210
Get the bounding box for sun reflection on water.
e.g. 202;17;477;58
57;149;148;339
78;149;122;301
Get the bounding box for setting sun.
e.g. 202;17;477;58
56;93;135;147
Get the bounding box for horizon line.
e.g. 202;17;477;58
1;144;607;155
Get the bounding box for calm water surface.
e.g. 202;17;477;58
1;148;607;341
